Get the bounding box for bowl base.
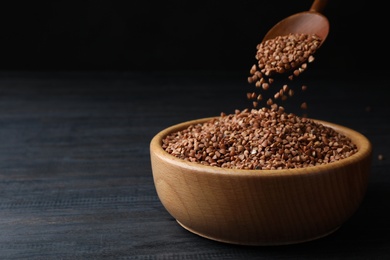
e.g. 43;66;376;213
176;220;340;246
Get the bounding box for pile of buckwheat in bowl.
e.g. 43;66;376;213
162;106;358;170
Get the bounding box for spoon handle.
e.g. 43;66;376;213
310;0;328;13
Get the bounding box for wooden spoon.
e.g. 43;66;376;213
262;0;329;46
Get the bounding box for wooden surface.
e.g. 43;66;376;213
0;70;389;259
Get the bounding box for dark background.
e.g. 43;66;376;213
0;2;389;258
0;0;385;73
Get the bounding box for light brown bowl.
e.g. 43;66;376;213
150;117;372;246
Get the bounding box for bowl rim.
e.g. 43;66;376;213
150;116;372;177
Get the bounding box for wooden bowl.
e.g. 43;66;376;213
150;117;372;246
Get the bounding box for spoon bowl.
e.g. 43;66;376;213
263;0;329;46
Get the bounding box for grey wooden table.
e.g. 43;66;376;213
0;70;388;259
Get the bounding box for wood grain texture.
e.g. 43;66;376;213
0;70;389;259
150;117;372;245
